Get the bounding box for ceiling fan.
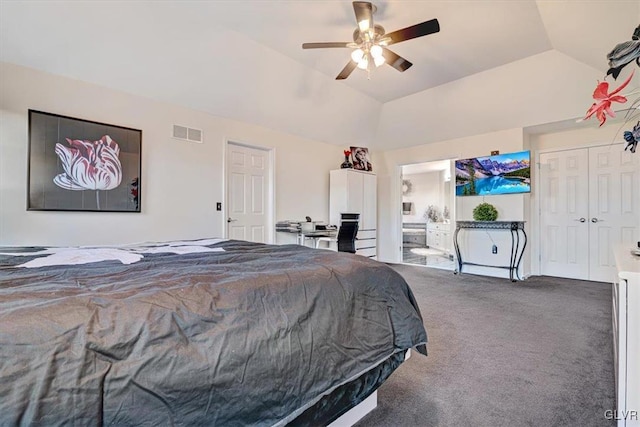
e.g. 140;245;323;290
302;1;440;80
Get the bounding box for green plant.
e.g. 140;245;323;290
473;202;498;221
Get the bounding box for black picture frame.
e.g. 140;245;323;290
27;110;142;212
350;146;372;172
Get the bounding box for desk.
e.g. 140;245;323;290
299;230;337;247
453;221;527;282
276;229;337;247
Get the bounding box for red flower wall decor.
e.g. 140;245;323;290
584;71;634;127
583;24;640;154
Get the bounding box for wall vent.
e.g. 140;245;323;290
172;124;203;143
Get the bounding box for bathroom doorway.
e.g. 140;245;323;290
401;160;455;270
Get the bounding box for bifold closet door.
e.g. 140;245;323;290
540;145;639;282
587;145;640;283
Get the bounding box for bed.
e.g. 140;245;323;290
0;239;427;426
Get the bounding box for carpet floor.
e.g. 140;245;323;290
355;265;616;427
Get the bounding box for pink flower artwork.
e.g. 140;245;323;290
53;135;123;210
53;135;123;191
584;71;635;126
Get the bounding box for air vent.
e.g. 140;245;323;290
172;124;203;143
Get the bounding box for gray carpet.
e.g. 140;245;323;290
356;265;616;427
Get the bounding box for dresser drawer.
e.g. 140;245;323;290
355;238;376;250
404;233;426;245
427;223;451;232
357;230;376;240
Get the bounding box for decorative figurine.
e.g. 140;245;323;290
341;150;353;169
623;121;639;153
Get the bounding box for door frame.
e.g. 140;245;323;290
223;139;276;244
533;140;625;277
395;158;457;265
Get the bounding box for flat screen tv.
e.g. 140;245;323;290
455;150;530;196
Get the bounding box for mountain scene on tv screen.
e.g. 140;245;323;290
455;151;530;196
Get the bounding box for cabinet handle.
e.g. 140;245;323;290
574;218;586;223
591;218;603;223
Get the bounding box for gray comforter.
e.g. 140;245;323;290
0;240;427;426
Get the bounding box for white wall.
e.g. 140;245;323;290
376;128;530;279
374;50;604;150
0;2;383;151
529;125;623;152
0;62;340;246
402;171;442;223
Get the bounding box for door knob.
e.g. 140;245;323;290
227;217;237;223
574;218;586;223
591;218;601;223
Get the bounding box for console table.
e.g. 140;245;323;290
453;221;527;282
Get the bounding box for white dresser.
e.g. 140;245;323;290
613;247;640;426
329;169;377;259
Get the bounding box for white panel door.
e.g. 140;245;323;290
588;145;640;283
227;143;270;243
540;149;590;279
540;145;639;282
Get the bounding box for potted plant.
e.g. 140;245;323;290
473;202;498;221
423;205;440;223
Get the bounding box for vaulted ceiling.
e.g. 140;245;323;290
1;1;638;150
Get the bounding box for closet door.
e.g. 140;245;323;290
539;149;590;280
540;145;639;282
588;146;640;283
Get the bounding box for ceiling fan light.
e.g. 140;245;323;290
374;55;385;67
357;57;368;69
351;48;364;63
370;44;383;58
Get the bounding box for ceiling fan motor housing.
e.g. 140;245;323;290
352;24;386;44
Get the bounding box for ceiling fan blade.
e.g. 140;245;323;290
384;18;440;45
353;1;373;33
302;42;352;49
336;61;358;80
382;48;413;72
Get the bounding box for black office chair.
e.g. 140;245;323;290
337;221;359;253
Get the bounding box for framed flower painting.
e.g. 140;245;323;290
28;110;142;212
